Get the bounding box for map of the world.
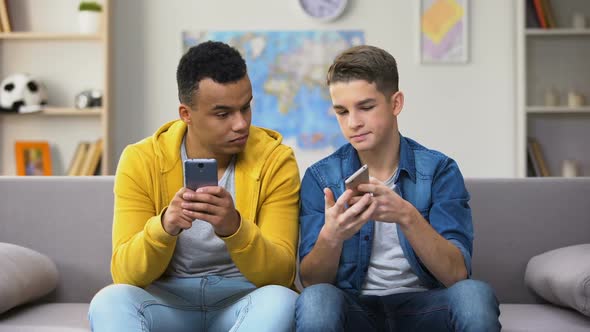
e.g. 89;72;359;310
182;30;365;150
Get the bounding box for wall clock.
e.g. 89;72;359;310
298;0;348;22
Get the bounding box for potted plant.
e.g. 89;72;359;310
78;1;103;34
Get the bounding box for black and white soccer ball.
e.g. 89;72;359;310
0;73;48;113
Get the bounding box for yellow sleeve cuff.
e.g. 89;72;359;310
221;215;255;252
145;207;177;246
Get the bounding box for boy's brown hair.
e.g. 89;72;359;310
327;45;399;97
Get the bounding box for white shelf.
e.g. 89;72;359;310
527;106;590;114
525;28;590;36
0;32;102;41
517;1;590;178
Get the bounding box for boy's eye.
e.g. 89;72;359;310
216;113;229;118
361;105;375;111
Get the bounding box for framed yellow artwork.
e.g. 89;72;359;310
419;0;469;64
15;141;52;176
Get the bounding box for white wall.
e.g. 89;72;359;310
111;0;516;177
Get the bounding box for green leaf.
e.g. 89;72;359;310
79;2;103;12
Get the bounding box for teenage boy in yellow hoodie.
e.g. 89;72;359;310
89;41;301;332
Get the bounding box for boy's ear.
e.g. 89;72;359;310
390;91;404;117
179;104;192;123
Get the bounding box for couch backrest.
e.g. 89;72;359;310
1;176;589;304
467;178;590;304
0;176;113;303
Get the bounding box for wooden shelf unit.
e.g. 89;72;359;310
0;32;102;40
0;0;111;176
0;107;103;116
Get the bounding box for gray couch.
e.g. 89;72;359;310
0;176;589;331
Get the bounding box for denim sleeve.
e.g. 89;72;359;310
429;157;474;277
298;168;326;262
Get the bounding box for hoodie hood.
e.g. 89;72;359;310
151;119;283;179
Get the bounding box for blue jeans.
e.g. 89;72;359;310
295;280;501;332
88;276;297;332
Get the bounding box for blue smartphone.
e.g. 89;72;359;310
183;159;218;191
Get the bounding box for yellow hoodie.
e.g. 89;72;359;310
111;120;300;288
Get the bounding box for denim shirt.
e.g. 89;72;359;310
298;134;473;295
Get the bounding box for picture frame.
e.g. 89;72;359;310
418;0;469;64
15;141;52;176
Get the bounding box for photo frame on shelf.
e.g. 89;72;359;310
418;0;469;64
14;141;52;176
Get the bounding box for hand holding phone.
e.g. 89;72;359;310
344;164;369;196
183;159;218;191
181;158;241;236
161;159;219;236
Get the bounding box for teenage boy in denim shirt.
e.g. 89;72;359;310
296;45;501;331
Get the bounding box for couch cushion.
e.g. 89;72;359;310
525;243;590;317
0;303;89;332
0;177;114;303
0;243;58;314
500;304;590;332
467;178;590;303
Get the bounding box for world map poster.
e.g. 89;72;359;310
182;30;365;150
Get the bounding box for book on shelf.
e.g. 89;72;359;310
79;138;103;176
540;0;556;28
526;139;540;176
0;0;11;33
525;0;540;28
532;0;548;28
68;138;103;176
531;0;556;29
527;137;550;176
67;141;90;176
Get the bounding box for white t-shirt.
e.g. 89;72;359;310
361;171;426;296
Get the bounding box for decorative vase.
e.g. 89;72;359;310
561;160;579;178
78;11;101;34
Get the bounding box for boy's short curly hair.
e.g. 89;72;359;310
176;41;247;106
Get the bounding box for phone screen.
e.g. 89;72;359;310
183;159;218;191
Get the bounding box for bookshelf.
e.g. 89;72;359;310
0;0;110;176
517;0;590;177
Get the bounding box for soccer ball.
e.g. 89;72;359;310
0;73;48;113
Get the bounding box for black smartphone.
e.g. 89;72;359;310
344;164;369;196
183;159;218;191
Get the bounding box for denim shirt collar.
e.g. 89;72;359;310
397;133;417;183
